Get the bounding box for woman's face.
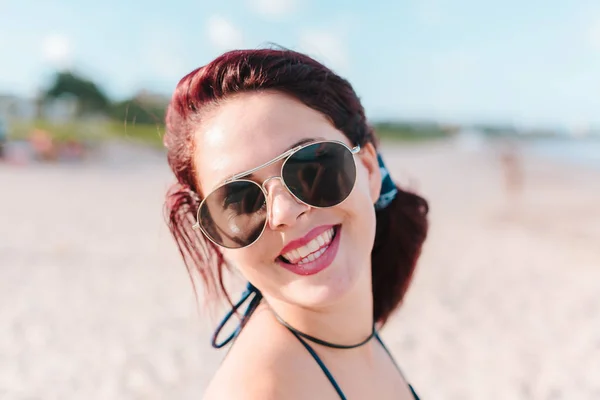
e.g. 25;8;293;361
193;91;381;309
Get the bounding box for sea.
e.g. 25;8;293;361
522;137;600;170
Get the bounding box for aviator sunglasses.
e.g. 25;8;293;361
192;140;361;249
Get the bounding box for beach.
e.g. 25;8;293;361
1;138;599;399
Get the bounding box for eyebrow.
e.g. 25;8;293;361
288;137;321;150
224;137;324;182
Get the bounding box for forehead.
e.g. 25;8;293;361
193;91;348;192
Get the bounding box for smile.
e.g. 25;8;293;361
280;227;335;264
277;225;341;276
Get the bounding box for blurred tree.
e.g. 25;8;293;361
109;100;165;125
43;71;110;117
109;90;167;125
373;121;448;141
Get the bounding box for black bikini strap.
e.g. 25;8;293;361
374;331;402;372
288;330;347;400
374;332;421;400
211;282;262;348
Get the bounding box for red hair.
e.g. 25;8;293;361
163;48;429;325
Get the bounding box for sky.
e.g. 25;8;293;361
1;0;600;129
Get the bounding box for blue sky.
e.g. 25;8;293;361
1;0;599;128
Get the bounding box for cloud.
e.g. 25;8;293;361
298;29;348;72
206;15;244;51
247;0;297;20
41;34;73;68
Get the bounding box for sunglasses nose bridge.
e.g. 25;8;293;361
261;176;296;206
262;175;300;203
261;175;283;192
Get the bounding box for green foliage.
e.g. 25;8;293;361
373;122;449;142
8;120;165;148
109;98;166;125
9;120;91;142
29;71;449;148
107;120;165;147
43;71;110;116
30;71;168;148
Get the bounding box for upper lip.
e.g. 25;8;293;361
279;225;336;256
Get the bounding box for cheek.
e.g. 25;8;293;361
221;239;275;279
223;248;258;270
352;166;377;208
346;170;378;239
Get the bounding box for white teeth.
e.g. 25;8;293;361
281;227;335;264
317;236;325;247
298;246;310;259
298;246;328;265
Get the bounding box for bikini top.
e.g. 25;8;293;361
212;283;420;400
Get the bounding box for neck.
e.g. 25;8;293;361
263;270;374;347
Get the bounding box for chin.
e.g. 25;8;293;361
267;221;374;310
281;251;368;310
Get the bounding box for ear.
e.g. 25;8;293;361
357;142;381;206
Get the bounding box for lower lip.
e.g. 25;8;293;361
277;226;342;276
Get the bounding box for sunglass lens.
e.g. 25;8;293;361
199;181;267;248
282;142;356;208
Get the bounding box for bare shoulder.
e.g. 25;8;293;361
202;366;281;400
202;308;313;400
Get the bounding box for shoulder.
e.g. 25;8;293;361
202;368;281;400
202;307;312;400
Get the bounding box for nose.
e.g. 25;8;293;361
263;177;309;230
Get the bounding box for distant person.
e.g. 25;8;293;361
162;49;428;399
500;140;523;199
29;129;56;161
60;139;86;162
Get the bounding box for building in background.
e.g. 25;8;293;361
0;94;36;121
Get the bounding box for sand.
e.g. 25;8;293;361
1;139;598;399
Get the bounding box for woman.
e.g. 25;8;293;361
163;48;429;399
